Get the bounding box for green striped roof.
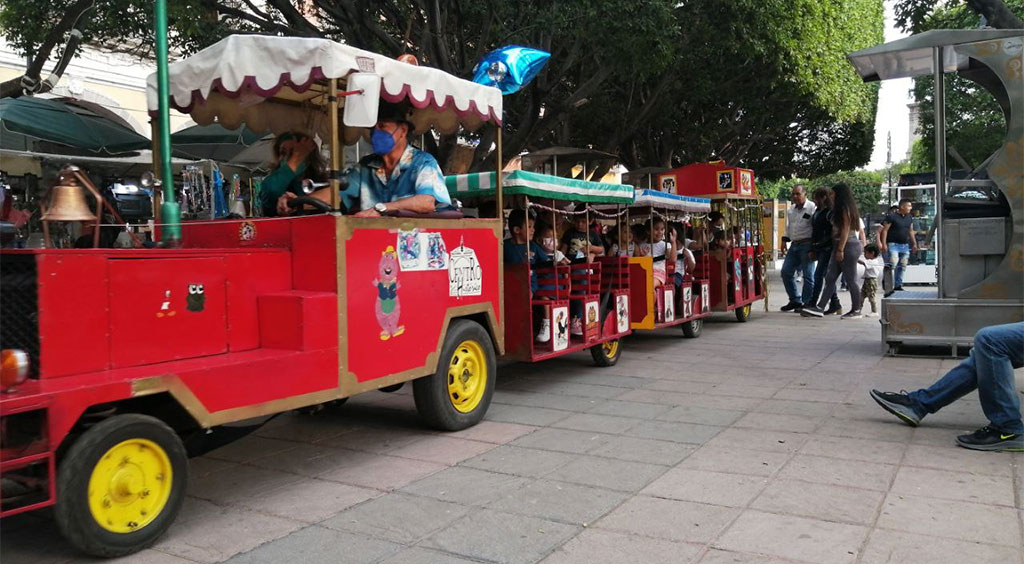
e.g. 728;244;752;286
445;170;635;204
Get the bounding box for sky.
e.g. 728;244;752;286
866;0;914;170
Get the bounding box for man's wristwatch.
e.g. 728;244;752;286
374;202;388;214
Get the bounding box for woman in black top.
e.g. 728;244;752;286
802;183;864;319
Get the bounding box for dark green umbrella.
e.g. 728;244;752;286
0;96;150;154
170;123;268;162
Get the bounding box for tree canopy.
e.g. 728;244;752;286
1;0;884;179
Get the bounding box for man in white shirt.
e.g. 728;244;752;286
780;185;817;311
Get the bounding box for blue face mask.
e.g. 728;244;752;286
371;128;396;155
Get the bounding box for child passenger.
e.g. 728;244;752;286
560;213;605;263
638;218;675;288
534;221;569;266
859;243;884;317
504;209;552;342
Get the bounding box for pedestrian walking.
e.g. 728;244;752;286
800;182;864;319
806;187;841;314
780;185;816;311
879;198;917;296
870;322;1024;451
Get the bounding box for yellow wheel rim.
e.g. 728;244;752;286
88;439;173;533
448;340;487;413
743;305;751;316
602;340;619;359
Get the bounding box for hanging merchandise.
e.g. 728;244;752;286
229;174;246;216
472;46;550;95
211;164;227;218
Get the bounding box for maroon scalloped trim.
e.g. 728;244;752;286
156;67;502;125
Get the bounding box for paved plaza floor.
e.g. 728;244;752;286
3;277;1022;563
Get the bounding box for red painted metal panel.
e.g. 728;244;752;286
291;216;337;292
36;254;110;378
179;218;292;249
344;225;499;382
108;258;227;368
258;292;337;351
503;265;532;361
225;252;292;351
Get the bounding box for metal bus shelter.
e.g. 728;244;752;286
848;29;1023;355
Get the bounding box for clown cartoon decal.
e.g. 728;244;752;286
374;246;405;340
616;294;630;333
664;289;675;323
186;284;206;312
552;306;569;351
682;286;693;319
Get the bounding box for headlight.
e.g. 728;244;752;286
1;349;29;390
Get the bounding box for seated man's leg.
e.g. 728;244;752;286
871;355;979;426
973;322;1024;435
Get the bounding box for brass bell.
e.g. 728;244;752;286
42;176;96;221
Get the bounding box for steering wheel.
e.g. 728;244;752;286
287;196;336;215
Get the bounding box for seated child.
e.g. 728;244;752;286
534;221;569;266
504;209;553;342
638;218;675;288
859;243;884;317
560;212;605;263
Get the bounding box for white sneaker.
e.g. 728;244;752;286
536;318;551;343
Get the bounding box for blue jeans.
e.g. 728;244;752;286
907;322;1024;434
887;243;910;288
781;241;814;304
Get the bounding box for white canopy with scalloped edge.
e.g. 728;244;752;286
146;35;503;145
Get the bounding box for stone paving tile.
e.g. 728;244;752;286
400;467;530;506
234;477;379;523
776;454;896;491
509;428;614;454
713;510;868;564
731;412;823;434
319;493;470;543
186;463;305;504
377;547;485;564
253;414;361;444
460;444;576;478
706;384;782;400
316;452;447;491
697;548;801;563
703;428;808;454
189;456;236;478
644;379;716;394
493;390;604;412
551;412;643;434
595;496;739;543
656;405;746;427
423;508;578;564
447;420;537;443
222;525;401;564
587;435;698;466
677;445;793;477
205;436;299;464
750;478;885;525
771;388;850;403
798;435;906;465
383;435;498;465
489;478;629;524
859;528;1022;564
248;443;364;477
314;425;430;454
154;498;305;563
890;465;1016;506
624;420;724;444
485;404;574;426
753;399;840;418
539;529;703;564
546;455;669;492
901;444;1016;477
816;417;916;443
586;398;674;419
876;492;1021;547
642;468;768;507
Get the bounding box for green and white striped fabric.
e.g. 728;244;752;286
445;170;635;204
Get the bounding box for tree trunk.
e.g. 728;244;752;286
965;0;1024;29
0;0;94;99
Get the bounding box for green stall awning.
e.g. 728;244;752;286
446;170;634;204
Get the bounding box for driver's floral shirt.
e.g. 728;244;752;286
341;145;453;212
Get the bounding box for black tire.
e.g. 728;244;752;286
681;318;703;338
589;339;622;367
378;383;404;393
735;304;752;322
55;414;187;558
413;319;496;431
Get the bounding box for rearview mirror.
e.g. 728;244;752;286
343;73;381;128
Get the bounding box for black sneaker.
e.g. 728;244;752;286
869;389;922;427
893;286;904;292
781;302;801;312
841;310;863;320
956;426;1024;451
824;304;843;315
799;306;824;318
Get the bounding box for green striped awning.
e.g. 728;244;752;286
446;170;635;204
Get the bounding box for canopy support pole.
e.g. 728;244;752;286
933;45;947;297
329;79;341;211
154;0;180;244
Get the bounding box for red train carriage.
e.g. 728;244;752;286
0;35;506;556
446;170;634;366
659;162;767;321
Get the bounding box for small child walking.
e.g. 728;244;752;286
859;243;884;317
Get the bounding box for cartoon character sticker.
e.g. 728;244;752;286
739;170;753;195
585;301;599;335
398;229;422;270
664;289;675;322
374;246;405;340
552;306;569;351
734;259;742;292
397;230;449;271
682;286;693;319
156;289;176;318
449;243;482;298
658;174;676;194
616;294;630;333
717;170;734;192
747;262;755;288
186;284;205;312
427;233;448;269
701;282;710;312
238;221;257;242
